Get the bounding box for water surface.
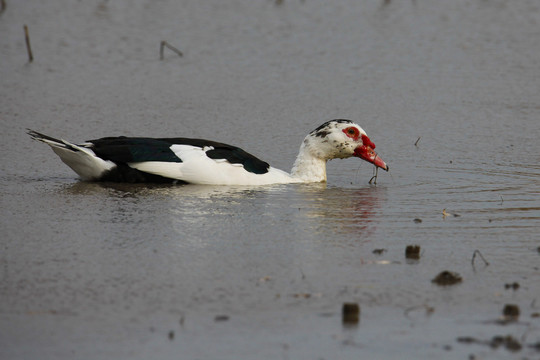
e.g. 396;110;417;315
1;1;539;359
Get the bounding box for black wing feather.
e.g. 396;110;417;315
89;137;182;163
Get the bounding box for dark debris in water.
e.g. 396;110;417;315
457;335;523;353
502;304;520;320
405;245;421;260
432;271;462;286
372;248;387;255
491;336;522;352
342;303;360;325
442;209;460;218
160;40;183;60
504;282;520;290
214;315;230;322
471;249;490;267
404;304;434;319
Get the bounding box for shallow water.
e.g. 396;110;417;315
1;0;540;359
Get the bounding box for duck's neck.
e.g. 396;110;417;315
290;143;328;182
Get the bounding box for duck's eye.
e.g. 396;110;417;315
343;127;360;140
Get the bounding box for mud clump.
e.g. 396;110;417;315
504;282;520;290
502;304;520;320
432;271;462;286
342;303;360;325
405;245;421;260
490;335;522;352
214;315;230;322
457;335;523;353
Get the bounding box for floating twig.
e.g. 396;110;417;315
499;195;504;205
354;164;362;184
404;304;434;319
442;208;460;218
471;249;489;267
24;25;33;62
414;136;421;146
179;314;185;326
160;40;183;60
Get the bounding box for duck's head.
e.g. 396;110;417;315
305;119;388;171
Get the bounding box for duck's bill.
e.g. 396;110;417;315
354;145;389;171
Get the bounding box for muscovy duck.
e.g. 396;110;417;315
27;119;388;185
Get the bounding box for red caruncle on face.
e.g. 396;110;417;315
360;134;375;149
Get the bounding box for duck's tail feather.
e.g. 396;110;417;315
27;129;116;180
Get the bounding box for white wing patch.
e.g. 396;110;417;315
128;144;299;185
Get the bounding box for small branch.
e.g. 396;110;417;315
414;136;421;146
404;304;434;319
471;249;489;268
160;40;183;60
24;25;34;62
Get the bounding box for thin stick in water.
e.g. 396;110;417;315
369;166;379;185
24;25;33;62
414;136;421;146
160;41;183;60
471;249;489;267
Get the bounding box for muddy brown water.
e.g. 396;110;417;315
1;1;539;359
